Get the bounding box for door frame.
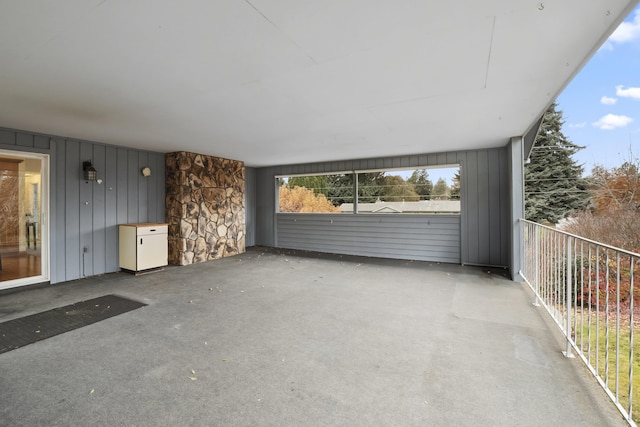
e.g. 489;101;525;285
0;149;50;290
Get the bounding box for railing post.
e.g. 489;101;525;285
629;257;635;420
533;223;541;306
563;235;574;358
518;221;638;424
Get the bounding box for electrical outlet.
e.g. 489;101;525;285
83;247;89;253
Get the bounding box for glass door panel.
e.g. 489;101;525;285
0;150;48;289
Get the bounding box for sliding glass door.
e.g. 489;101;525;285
0;150;49;289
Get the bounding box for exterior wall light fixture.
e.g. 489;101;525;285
83;161;97;181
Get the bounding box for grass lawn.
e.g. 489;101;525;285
574;311;640;423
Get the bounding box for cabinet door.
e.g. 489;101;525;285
137;234;168;270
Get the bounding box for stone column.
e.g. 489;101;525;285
166;151;245;266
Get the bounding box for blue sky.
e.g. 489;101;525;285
557;6;640;175
430;7;640;185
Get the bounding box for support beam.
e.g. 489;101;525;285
523;115;544;161
354;171;359;214
509;136;525;281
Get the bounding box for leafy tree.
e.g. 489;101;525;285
450;170;460;200
288;175;330;196
279;185;339;213
561;207;640;312
407;169;433;200
590;159;640;213
561;208;640;253
379;175;420;202
431;178;450;200
525;102;590;223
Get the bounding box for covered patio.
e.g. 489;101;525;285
0;248;625;426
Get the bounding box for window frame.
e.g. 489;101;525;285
276;164;461;215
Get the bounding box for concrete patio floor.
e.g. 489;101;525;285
0;247;627;426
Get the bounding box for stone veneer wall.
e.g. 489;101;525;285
166;151;245;265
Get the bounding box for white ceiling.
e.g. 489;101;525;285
0;1;637;167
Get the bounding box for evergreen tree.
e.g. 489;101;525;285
407;169;433;200
288;175;329;196
431;178;450;200
326;172;385;205
379;175;420;202
450;170;461;200
358;172;386;202
325;174;356;206
525;102;590;223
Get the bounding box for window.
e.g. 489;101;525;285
277;166;460;214
278;173;351;213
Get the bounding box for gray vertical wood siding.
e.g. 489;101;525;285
254;147;510;268
0;127;165;284
277;213;460;263
245;167;256;247
2;125;515;278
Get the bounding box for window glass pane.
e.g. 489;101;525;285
276;166;460;214
0;155;43;282
355;167;460;214
278;174;352;213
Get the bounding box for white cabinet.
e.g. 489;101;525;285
119;223;168;272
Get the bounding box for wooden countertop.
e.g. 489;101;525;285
119;223;168;227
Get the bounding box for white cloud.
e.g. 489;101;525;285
569;122;586;128
600;96;617;105
592;114;633;130
600;41;614;51
609;10;640;43
616;85;640;99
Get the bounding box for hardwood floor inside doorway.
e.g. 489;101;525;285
0;247;41;282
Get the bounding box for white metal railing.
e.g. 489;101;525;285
520;219;639;426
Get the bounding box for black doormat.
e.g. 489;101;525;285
0;294;146;354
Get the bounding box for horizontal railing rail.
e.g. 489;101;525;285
520;219;639;426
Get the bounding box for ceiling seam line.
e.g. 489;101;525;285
243;0;318;65
484;16;496;89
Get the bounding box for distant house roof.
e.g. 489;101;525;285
339;200;460;214
371;205;403;213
